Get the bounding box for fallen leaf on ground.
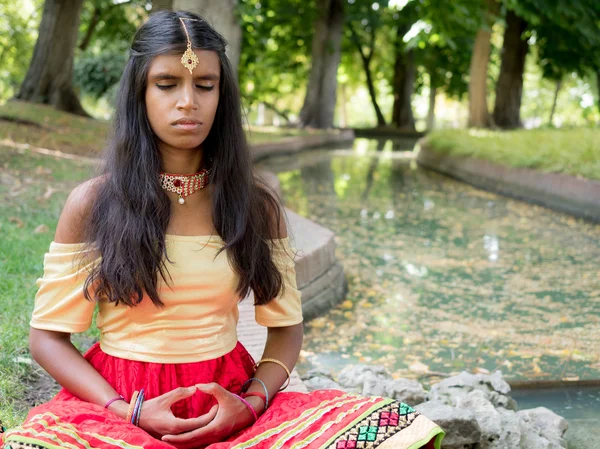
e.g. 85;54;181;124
9;216;24;228
34;224;50;234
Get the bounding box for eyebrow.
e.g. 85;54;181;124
149;73;220;82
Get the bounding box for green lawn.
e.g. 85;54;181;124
424;128;600;181
0;145;98;426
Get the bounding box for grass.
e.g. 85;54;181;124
424;128;600;181
0;145;98;426
0;101;332;157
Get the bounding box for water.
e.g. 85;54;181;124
257;138;600;383
512;387;600;448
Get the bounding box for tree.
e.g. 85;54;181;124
498;0;600;127
173;0;241;77
298;0;344;128
78;0;146;52
238;0;315;122
492;9;528;128
468;0;499;128
14;0;88;116
390;1;420;130
346;0;389;127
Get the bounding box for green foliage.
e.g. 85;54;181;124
77;0;149;53
0;0;43;100
504;0;600;79
238;0;316;116
74;51;127;99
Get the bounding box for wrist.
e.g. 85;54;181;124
107;400;130;420
245;396;265;417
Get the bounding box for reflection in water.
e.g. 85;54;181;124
257;138;600;384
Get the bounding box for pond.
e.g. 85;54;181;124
511;386;600;448
257;138;600;383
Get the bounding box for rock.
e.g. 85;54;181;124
517;407;568;449
455;390;521;449
337;364;393;393
303;368;337;381
303;375;342;392
429;371;513;408
489;390;518;411
362;377;426;405
415;401;481;449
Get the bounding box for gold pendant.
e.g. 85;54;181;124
181;45;199;74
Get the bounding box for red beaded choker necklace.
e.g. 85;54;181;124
159;169;210;204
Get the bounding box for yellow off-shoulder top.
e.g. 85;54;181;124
30;234;303;363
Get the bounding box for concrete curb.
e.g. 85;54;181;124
416;141;600;223
251;129;355;161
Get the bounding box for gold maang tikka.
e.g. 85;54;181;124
179;17;200;74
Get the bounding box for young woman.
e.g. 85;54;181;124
2;10;444;449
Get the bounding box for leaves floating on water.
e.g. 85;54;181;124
261;149;600;383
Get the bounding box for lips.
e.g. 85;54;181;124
172;117;202;125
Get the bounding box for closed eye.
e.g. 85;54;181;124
156;85;214;91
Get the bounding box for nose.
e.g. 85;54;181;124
176;83;198;111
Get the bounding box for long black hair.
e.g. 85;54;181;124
82;10;287;307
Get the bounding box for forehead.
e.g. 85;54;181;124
148;49;221;78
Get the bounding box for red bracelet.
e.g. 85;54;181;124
241;391;267;411
104;396;125;409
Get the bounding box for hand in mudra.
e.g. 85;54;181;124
138;386;218;439
161;383;257;448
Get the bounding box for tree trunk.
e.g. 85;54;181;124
78;5;102;52
468;0;497;128
548;78;561;126
14;0;88;116
348;22;386;127
391;47;416;130
426;82;437;131
151;0;173;13
362;53;386;127
493;10;528;129
298;0;344;128
173;0;241;77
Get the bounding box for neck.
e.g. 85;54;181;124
159;145;204;174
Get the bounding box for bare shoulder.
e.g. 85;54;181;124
54;176;105;244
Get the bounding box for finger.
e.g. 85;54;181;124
162;419;221;444
163;386;197;406
194;383;227;400
172;404;219;434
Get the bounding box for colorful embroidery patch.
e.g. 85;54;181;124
330;401;418;449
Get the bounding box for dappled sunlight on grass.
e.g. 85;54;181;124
426;128;600;180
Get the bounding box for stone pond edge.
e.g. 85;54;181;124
416;140;600;223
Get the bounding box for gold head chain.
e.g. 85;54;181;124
179;17;200;74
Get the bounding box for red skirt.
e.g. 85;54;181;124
2;343;444;449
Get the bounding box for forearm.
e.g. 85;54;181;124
29;328;129;418
245;323;303;407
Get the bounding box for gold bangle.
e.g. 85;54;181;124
126;391;139;423
255;358;291;391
